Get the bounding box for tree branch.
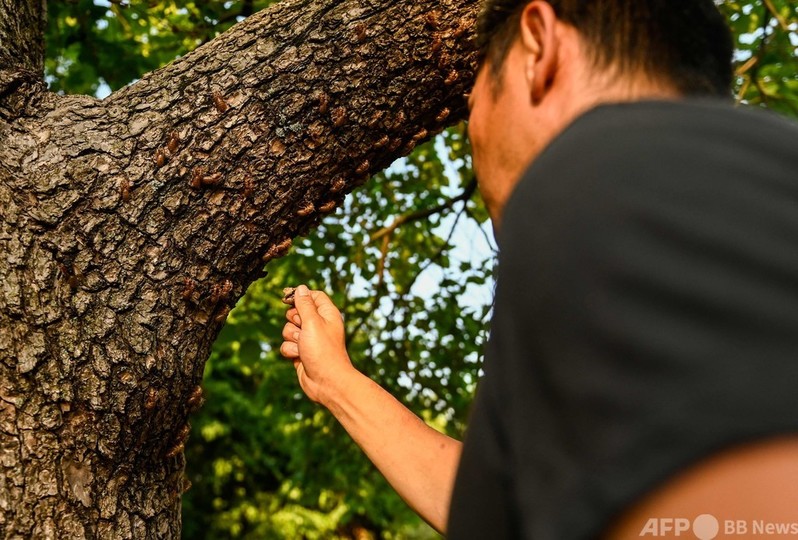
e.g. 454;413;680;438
0;0;482;533
0;0;46;74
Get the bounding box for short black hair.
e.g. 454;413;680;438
476;0;734;97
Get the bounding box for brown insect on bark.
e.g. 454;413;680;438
436;108;451;123
391;111;406;131
330;106;347;128
58;261;81;290
444;70;459;86
431;35;443;54
154;149;167;168
167;131;180;154
212;91;229;113
181;278;196;302
307;122;325;142
388;138;403;152
412;128;428;142
367;110;384;129
164;442;185;459
120;178;131;202
190;167;205;189
209;279;233;305
214;306;231;323
274;238;293;256
181;477;193;494
263;238;293;261
317;92;330;115
330;178;346;193
187;386;204;412
452;20;469;39
373;135;390;149
270;138;287;156
424;10;441;29
319;200;337;214
354;22;367;42
242;176;255;197
296;203;315;217
144;388;159;410
355;160;370;176
202;172;223;187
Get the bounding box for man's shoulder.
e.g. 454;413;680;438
534;99;797;169
501;98;798;251
558;98;798;142
507;99;798;213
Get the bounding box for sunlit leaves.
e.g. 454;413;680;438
720;0;798;115
45;0;279;95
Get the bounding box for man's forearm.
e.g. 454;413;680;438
320;369;462;534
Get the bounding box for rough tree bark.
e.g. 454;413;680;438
0;0;478;537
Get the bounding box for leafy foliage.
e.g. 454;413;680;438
721;0;798;115
44;1;797;538
45;0;277;95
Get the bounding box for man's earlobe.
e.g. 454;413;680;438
520;1;559;103
525;58;538;102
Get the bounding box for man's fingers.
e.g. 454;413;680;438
293;285;320;322
280;341;299;359
288;286;343;326
285;307;300;326
297;287;342;323
307;289;339;314
282;322;300;342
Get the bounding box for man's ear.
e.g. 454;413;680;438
519;1;560;103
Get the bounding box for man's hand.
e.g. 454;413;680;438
280;285;356;404
278;284;461;533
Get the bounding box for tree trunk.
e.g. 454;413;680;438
0;0;478;537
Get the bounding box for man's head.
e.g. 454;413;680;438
477;0;734;97
468;0;734;227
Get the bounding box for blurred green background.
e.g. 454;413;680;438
44;1;798;537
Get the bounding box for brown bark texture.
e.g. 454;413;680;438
0;0;479;537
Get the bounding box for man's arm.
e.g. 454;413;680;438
604;436;798;539
279;285;462;534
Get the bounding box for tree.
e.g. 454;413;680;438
0;0;480;536
4;0;797;538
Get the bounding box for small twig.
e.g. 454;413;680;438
375;234;391;288
736;75;752;103
742;8;773;107
370;178;477;242
400;205;466;297
345;179;478;347
735;56;758;77
762;0;790;32
464;206;498;255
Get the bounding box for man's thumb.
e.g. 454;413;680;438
293;285;318;321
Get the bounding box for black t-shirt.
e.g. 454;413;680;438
448;100;798;539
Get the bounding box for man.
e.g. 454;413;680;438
281;1;798;537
